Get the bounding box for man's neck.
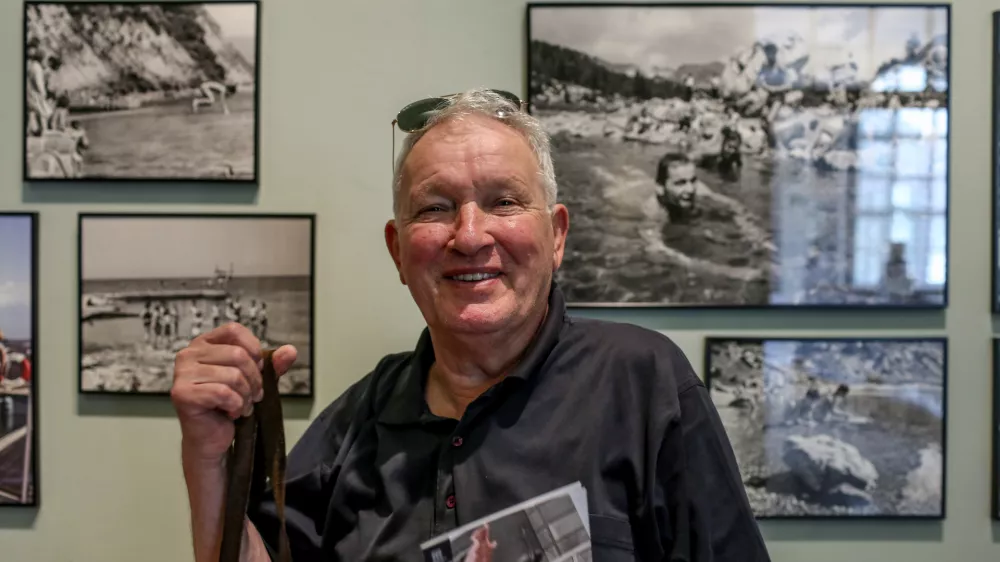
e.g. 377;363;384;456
425;303;549;420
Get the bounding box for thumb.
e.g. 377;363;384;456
271;344;298;376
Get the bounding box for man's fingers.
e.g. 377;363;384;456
179;382;246;419
198;322;262;361
189;343;262;400
191;365;252;409
271;344;298;377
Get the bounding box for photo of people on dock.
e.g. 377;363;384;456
528;4;949;307
0;214;38;506
79;214;314;396
23;1;259;181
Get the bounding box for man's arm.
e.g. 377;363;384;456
657;381;771;561
181;449;271;562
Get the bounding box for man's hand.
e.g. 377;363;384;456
170;322;298;464
464;524;497;562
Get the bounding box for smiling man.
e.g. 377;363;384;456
170;88;770;562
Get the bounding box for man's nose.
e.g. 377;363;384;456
450;203;494;255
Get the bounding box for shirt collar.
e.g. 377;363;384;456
377;281;567;425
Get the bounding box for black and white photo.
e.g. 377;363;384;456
528;3;950;308
0;213;39;507
23;1;259;182
78;213;314;397
421;482;591;562
705;337;946;518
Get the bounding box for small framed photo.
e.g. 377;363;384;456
705;336;946;519
78;213;315;397
23;1;260;182
0;212;39;507
528;2;950;308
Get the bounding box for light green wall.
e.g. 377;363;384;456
0;0;997;560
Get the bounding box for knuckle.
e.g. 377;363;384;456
228;345;249;366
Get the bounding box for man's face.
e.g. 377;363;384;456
667;161;698;209
385;115;569;336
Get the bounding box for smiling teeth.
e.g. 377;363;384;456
451;272;499;282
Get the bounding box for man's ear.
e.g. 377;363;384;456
549;204;570;271
384;219;406;285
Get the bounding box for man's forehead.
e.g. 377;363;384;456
400;117;539;187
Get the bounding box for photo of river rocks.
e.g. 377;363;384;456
706;337;945;518
528;4;949;307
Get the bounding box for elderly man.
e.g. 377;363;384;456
171;88;770;561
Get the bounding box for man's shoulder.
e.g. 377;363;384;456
559;316;702;392
315;350;414;421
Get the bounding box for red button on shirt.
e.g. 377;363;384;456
452;436;463;447
445;495;456;509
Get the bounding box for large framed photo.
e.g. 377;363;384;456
705;336;946;519
528;3;950;308
78;213;315;397
23;1;260;182
0;213;39;507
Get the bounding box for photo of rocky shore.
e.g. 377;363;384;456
706;337;945;518
23;2;258;181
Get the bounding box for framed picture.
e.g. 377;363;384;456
993;12;1000;314
78;213;315;397
23;1;260;182
0;212;39;507
705;336;946;519
527;3;950;308
993;339;1000;520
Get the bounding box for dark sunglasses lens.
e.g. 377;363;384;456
397;97;446;132
492;89;521;106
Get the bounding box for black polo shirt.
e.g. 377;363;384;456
248;284;770;561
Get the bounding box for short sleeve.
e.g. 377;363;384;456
654;380;771;561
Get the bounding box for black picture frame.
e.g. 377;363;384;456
526;2;951;309
993;338;1000;520
77;212;316;398
0;212;40;508
992;12;1000;314
704;335;947;520
23;0;261;183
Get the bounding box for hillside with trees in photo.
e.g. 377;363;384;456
25;3;255;109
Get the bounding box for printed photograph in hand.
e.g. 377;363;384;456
705;337;946;518
78;213;314;396
23;1;259;181
0;213;39;506
422;487;591;562
528;4;949;307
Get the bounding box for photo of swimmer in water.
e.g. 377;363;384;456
528;4;949;308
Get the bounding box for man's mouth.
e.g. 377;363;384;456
446;272;501;282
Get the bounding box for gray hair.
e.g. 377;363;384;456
391;87;558;219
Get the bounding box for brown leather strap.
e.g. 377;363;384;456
220;349;291;562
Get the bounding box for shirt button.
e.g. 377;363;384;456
445;495;456;509
451;436;463;447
